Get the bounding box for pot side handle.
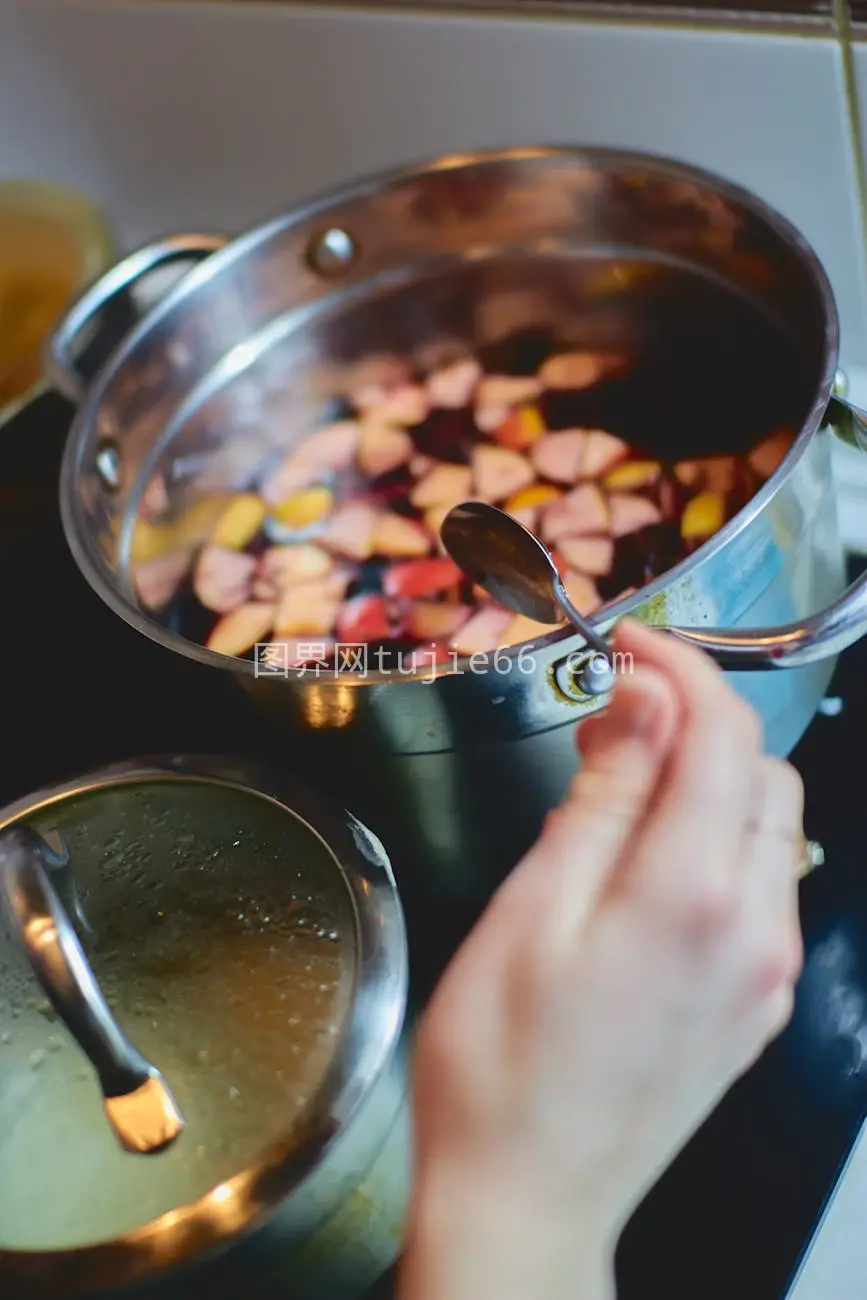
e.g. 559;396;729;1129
659;392;867;670
44;232;229;404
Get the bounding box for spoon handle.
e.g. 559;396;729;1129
0;825;154;1097
553;576;613;662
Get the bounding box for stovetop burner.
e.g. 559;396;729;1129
2;393;866;1299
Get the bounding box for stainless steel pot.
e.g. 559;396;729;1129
46;146;867;899
0;756;410;1299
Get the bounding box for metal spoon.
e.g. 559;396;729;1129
441;500;617;695
0;825;185;1155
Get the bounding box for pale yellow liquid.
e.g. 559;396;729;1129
0;782;356;1249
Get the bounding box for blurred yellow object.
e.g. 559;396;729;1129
0;179;114;424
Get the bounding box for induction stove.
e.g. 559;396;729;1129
2;390;866;1300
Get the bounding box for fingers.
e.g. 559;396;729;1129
610;621;762;921
492;657;678;942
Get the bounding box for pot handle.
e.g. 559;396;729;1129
44;232;229;403
653;391;867;670
0;824;185;1151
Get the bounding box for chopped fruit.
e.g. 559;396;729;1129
321;502;378;560
493;405;546;451
499;614;560;647
538;351;624;389
336;594;392;643
562;570;601;614
411;463;474;509
557;535;614;577
260;454;320;506
424;502;460;548
680;490;725;541
301;420;360;470
531;430;586;484
609;493;664;538
477;374;543;409
357;423;412;478
603;459;661;491
407;601;473;640
210;493;267;550
452;606;514;655
674;460;701;487
206;603;275;657
194;547;256;614
263;636;336;668
475;404;510;434
373;512;431;558
411;453;435;477
674;456;737;492
426;358;482;409
349;355;412;410
748;427;794;479
272;486;334;531
141;475;169;520
510;505;540;531
134;550;191;611
505;483;563;513
542;484;609;542
129;520;175;565
253;544;333;599
384;556;464;600
580;430;630;479
275;580;342;636
366;384;429;427
472;445;534;502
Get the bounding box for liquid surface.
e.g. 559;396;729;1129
0;781;355;1249
130;258;807;671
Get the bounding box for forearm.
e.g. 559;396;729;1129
396;1155;616;1300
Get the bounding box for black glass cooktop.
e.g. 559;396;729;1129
2;392;866;1300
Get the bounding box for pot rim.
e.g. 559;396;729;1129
59;143;840;688
0;754;408;1295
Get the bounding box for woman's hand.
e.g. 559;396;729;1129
399;620;804;1300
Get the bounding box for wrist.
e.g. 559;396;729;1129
397;1152;617;1300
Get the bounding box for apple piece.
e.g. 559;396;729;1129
407;601;473;640
557;535;614;577
680;490;725;541
206;602;276;657
365;384;430;427
411;463;474;509
531;430;586;484
475;404;510;434
275;579;342;636
336;594;392;643
320;502;378;560
301;420;361;470
426;358;482;409
410;453;436;478
562;570;601;614
383;556;464;600
193;547;256;614
471;445;535;502
541;484;609;542
451;606;514;655
271;486;334;531
603;460;661;491
373;512;431;558
538;351;625;390
493;405;546;452
608;493;664;538
260;454;321;506
357;423;413;478
209;493;268;550
253;544;333;599
134;549;192;611
580;430;630;478
748;427;794;479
